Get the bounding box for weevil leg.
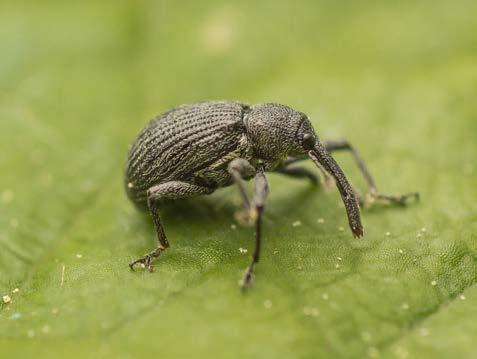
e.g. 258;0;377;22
275;156;334;188
228;161;269;291
275;165;319;184
324;139;420;206
242;165;269;290
129;181;214;272
227;158;257;224
281;155;308;167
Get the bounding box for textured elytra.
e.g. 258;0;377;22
125;101;251;204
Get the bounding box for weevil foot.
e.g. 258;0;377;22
234;208;258;227
362;190;420;207
129;247;164;272
240;263;255;291
129;255;155;272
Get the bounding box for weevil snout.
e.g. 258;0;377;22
307;139;363;237
295;116;363;237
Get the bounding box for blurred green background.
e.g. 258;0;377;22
1;1;477;358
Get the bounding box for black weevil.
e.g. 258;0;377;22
125;101;418;289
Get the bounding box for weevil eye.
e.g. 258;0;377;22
302;133;316;150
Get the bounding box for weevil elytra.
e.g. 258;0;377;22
125;101;418;289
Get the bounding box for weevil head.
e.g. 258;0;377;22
245;103;316;161
245;103;363;238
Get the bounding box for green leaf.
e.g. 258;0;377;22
1;1;477;358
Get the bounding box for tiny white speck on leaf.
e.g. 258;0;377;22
230;224;237;230
322;293;329;300
60;265;65;287
2;295;12;304
421;227;427;233
419;328;430;337
127;182;134;188
361;331;372;342
431;280;437;286
303;307;319;317
76;254;83;259
292;220;302;227
398;249;404;254
460;295;466;300
9;312;22;320
394;346;409;359
1;189;14;204
367;346;380;358
263;299;272;309
385;231;391;237
335;263;341;269
12;288;19;294
40;172;53;186
238;247;248;254
338;226;344;232
317;218;325;224
401;303;409;310
337;256;342;261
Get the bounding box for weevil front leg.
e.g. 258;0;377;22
129;181;214;272
228;159;269;290
324;139;420;206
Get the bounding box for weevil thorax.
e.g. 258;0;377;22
244;103;316;165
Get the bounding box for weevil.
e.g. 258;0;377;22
125;101;418;289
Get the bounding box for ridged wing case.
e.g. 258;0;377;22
125;101;249;204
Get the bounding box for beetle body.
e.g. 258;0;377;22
125;101;418;289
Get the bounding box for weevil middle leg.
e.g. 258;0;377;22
129;181;214;272
228;159;269;290
275;164;319;184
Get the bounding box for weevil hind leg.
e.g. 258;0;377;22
129;181;214;272
324;139;420;207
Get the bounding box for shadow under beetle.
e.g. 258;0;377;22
125;101;418;290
